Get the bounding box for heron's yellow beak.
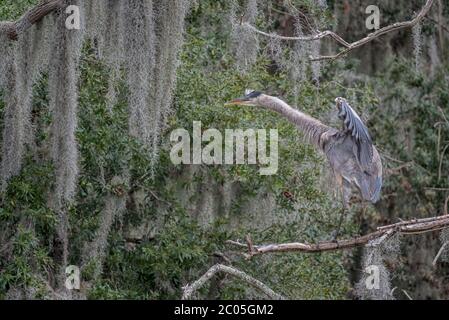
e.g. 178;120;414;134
224;98;248;106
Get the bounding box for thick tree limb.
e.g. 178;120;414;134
181;264;284;300
0;0;62;40
227;214;449;258
244;0;434;61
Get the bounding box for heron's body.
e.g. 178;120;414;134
323;130;382;204
225;91;383;238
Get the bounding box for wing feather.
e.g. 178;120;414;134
336;98;373;169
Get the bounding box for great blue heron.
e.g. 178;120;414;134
225;91;382;239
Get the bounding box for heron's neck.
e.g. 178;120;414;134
258;96;295;114
257;95;330;150
257;95;318;126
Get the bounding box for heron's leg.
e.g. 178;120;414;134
331;175;347;241
357;203;367;235
331;195;347;241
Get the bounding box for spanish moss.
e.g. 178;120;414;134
355;235;400;300
48;1;84;208
81;175;129;280
123;0;155;147
149;0;191;167
412;22;422;72
46;1;85;283
290;20;308;102
231;0;259;73
439;228;449;262
0;31;35;190
428;35;441;78
310;40;321;84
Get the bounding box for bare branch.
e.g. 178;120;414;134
377;214;449;230
181;264;284;300
0;0;62;40
244;22;350;48
244;0;434;61
444;195;449;216
310;0;434;61
391;287;413;300
425;16;449;35
402;290;414;300
227;214;449;257
432;241;448;266
385;162;414;176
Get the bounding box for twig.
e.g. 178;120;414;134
147;189;171;206
391;287;413;300
425;16;449;35
243;0;434;61
432;241;448;266
227;214;449;257
377;214;449;230
269;6;294;18
444;195;449;216
437;106;449;125
181;264;284;300
212;251;232;265
244;22;350;47
385;162;414;176
438;143;449;182
379;151;408;164
245;234;255;256
402;289;413;300
309;0;434;61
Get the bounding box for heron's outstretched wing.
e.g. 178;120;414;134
336;98;373;169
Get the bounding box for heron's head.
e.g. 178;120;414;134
335;97;347;110
225;90;263;107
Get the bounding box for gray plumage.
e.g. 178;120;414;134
336;97;373;170
225;92;382;205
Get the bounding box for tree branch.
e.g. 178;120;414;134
227;214;449;258
181;264;284;300
432;241;448;266
244;23;351;48
244;0;434;61
0;0;62;40
425;16;449;35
